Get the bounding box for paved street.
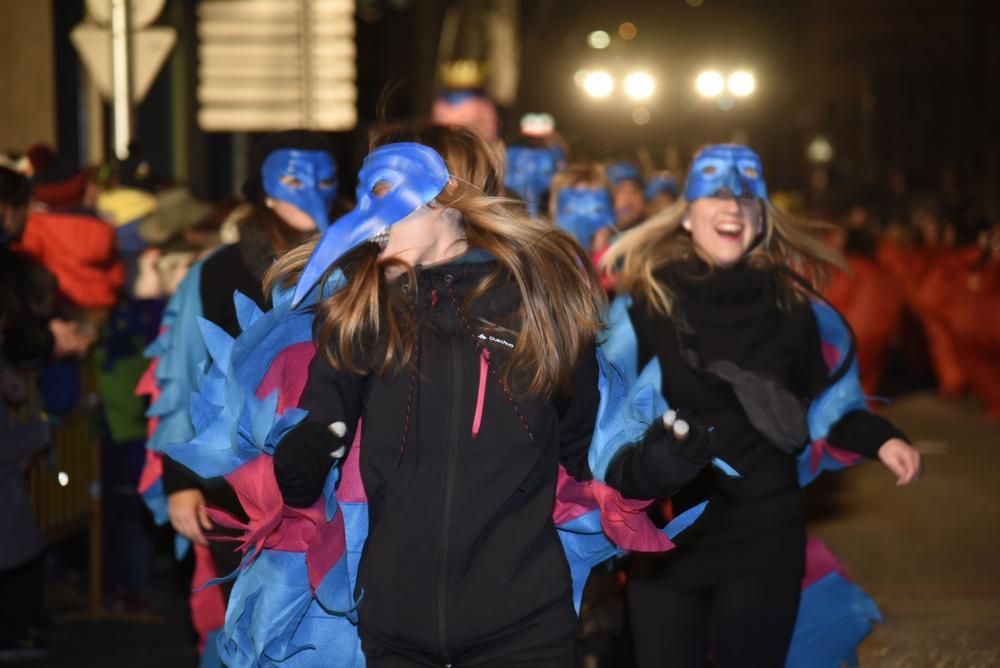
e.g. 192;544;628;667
808;392;1000;667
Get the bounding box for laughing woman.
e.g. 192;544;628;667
601;144;922;668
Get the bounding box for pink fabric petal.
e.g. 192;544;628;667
204;507;251;532
821;341;841;370
552;465;600;525
802;536;848;589
137;449;163;495
256;341;316;412
306;507;347;593
135;356;159;399
591;482;674;553
190;543;226;653
553;467;672;553
810;439;863;474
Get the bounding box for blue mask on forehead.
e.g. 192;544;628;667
556;187;614;248
607;162;643;188
645;172;679;200
504;146;564;217
684;144;768;201
261;149;337;232
291;142;451;305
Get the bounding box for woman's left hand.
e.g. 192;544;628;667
877;438;923;486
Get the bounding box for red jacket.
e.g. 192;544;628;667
19;210;124;309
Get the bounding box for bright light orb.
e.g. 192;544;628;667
624;72;656;101
583;70;614;98
58;471;70;487
587;30;611;49
727;70;756;97
695;70;725;97
632;107;651;125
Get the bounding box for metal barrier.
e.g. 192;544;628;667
14;361;103;616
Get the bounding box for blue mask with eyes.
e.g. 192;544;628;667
645;172;679;200
606;162;643;188
292;142;451;305
261;149;338;232
504;146;563;217
684;144;767;201
556;187;614;248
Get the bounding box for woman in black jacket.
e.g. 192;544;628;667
268;123;708;667
601;144;922;668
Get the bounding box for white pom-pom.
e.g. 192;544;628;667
662;410;677;428
672;420;689;440
330;445;347;459
328;421;347;438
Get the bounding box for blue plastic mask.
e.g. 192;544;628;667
556;187;614;248
684;144;767;201
261;149;338;232
292;142;451;305
505;146;563;216
645;172;679;201
606;162;643;188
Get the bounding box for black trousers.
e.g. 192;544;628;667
0;554;45;644
627;575;801;668
363;634;581;668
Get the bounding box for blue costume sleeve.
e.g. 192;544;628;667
163;275;365;668
140;260;208;557
798;301;871;486
146;260;208;455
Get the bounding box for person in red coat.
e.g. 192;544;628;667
18;151;123;313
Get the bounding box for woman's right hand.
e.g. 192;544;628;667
167;488;212;546
50;319;96;358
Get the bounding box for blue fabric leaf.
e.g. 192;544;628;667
786;572;882;668
234;290;264;333
664;501;709;539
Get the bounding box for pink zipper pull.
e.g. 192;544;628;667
472;349;490;439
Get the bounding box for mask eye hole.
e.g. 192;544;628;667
319;178;336;189
743;167;759;179
701;165;717;176
372;180;392;198
280;174;303;188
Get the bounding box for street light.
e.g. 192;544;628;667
587;30;611;49
695;70;725;97
582;70;614;98
624;72;655;101
727;70;756;97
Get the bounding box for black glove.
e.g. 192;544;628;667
273;420;349;508
605;409;715;499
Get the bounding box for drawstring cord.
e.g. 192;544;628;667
397;286;423;468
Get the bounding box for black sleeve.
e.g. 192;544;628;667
794;305;838;401
626;297;660;372
273;351;367;508
161;456;204;495
796;306;907;459
554;342;600;482
604;411;715;499
826;410;907;459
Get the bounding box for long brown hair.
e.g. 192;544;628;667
266;122;606;398
601;197;847;315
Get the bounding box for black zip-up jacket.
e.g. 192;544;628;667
274;252;711;664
